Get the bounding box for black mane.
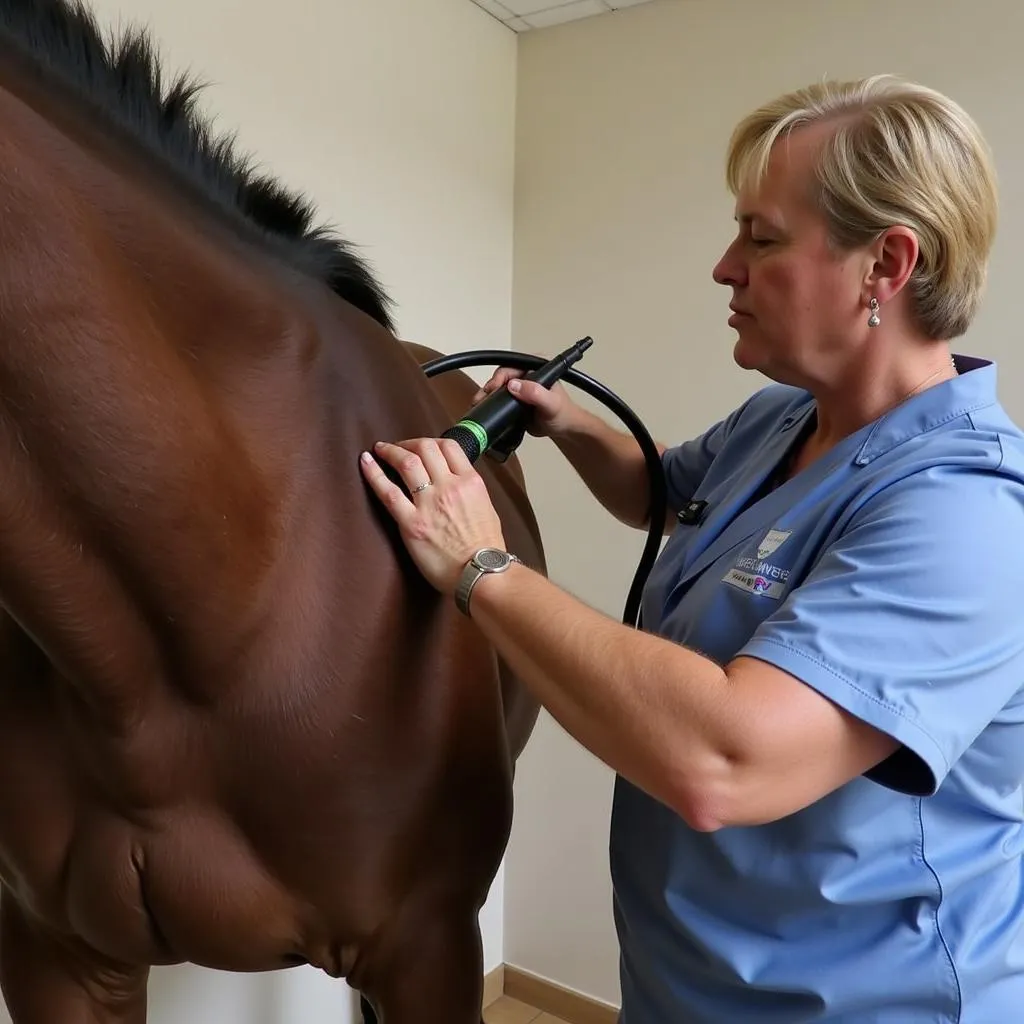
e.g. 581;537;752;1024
0;0;395;331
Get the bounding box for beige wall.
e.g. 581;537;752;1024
505;0;1024;1007
0;1;516;1022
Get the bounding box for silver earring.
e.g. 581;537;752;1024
867;297;880;328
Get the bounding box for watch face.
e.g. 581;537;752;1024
475;547;508;570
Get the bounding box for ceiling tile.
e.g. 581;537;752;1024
467;0;656;31
471;0;514;18
498;0;554;13
524;0;612;29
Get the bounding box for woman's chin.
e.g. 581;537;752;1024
732;332;763;371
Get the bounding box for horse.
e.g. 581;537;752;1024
0;1;546;1021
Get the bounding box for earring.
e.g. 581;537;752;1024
867;297;880;328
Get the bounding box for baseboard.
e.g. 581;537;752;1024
502;964;619;1024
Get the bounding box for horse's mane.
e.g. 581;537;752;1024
0;0;395;332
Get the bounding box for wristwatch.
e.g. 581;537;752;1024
455;547;521;616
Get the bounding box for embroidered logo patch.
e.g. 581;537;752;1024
756;528;791;559
723;528;793;600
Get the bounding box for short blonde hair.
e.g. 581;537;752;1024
725;76;998;340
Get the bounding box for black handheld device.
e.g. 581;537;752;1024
440;336;593;464
365;338;665;630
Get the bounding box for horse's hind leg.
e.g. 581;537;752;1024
370;908;485;1024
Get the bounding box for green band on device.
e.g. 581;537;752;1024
456;419;489;452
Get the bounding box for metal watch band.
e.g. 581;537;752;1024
455;550;520;616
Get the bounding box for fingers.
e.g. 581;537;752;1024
437;436;474;475
508;378;566;424
359;448;418;522
384;436;477;476
364;436;476;498
471;366;526;404
473;376;556;415
366;439;439;492
404;438;452;481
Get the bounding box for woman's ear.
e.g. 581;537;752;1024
864;226;919;304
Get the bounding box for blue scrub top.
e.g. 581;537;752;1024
612;355;1024;1023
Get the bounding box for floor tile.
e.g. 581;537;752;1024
483;995;542;1024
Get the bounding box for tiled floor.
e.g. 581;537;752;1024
483;995;569;1023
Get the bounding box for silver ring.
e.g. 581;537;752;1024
411;482;431;495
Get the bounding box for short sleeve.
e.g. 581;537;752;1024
738;462;1024;797
662;395;756;511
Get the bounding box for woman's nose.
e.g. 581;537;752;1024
713;242;746;287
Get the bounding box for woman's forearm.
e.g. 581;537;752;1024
553;406;667;531
467;561;733;829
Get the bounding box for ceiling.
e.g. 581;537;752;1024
470;0;657;32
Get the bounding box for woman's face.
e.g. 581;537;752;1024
712;123;874;387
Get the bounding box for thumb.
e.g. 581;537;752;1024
471;367;526;404
508;378;556;410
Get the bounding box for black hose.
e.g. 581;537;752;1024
421;349;666;630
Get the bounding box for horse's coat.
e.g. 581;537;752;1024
0;2;544;1020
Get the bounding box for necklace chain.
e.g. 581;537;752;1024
772;355;958;490
897;354;958;407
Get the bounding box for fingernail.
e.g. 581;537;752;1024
360;451;373;463
374;441;385;449
508;379;521;393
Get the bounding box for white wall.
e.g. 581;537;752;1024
0;1;517;1021
506;0;1024;1007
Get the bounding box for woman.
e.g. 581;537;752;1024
360;75;1024;1022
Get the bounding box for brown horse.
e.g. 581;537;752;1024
0;1;545;1021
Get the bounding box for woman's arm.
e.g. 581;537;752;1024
359;437;899;830
465;560;897;829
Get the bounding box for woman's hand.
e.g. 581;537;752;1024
471;367;578;438
359;438;507;593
